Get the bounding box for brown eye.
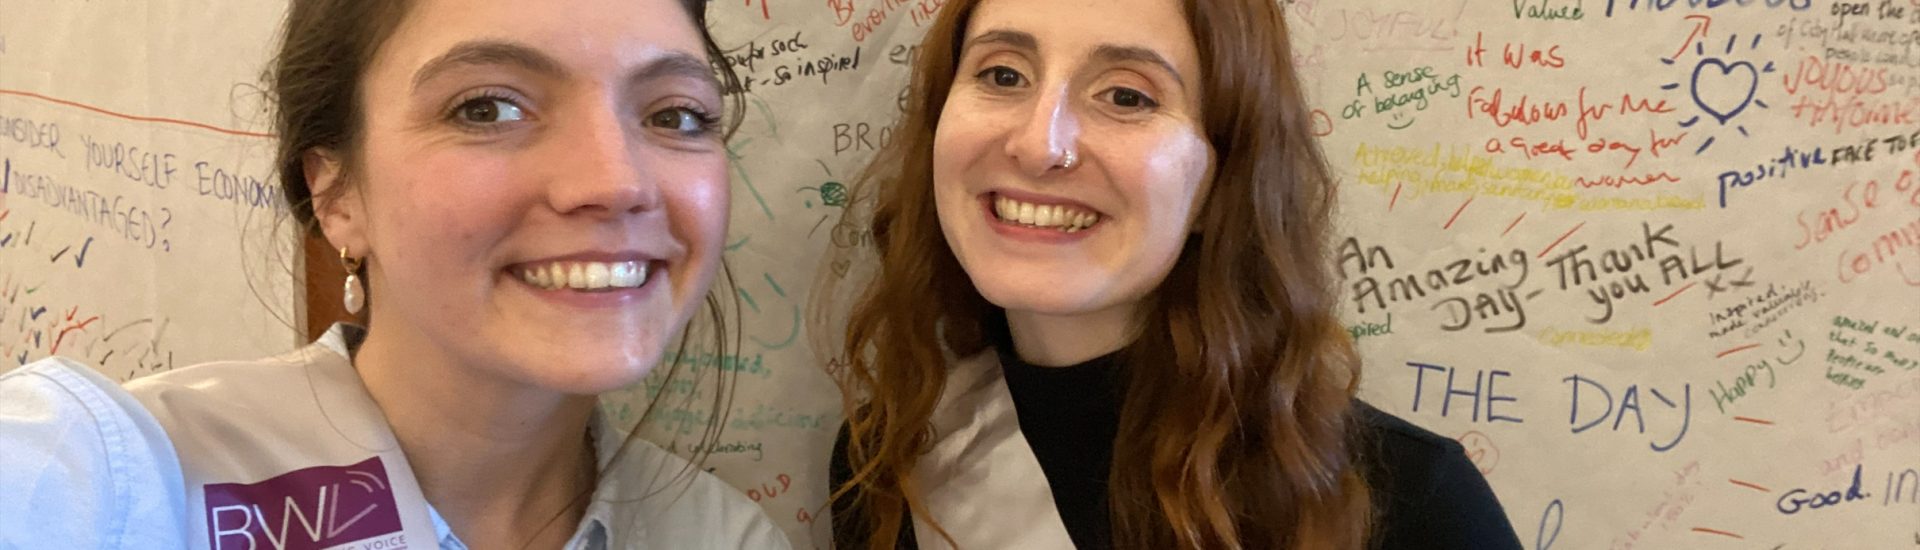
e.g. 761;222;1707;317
645;106;717;136
978;66;1026;88
1109;88;1158;109
453;97;525;124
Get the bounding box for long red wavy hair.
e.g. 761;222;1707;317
816;0;1372;547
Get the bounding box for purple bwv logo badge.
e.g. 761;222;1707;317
204;456;407;550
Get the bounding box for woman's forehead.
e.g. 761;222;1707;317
370;0;708;82
963;0;1200;67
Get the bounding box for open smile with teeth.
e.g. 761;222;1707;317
517;261;652;291
992;194;1101;232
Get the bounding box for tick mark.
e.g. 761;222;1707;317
1502;212;1527;237
1715;343;1760;358
1691;527;1744;540
1537;222;1586;259
72;237;93;267
1444;196;1475;230
1652;281;1697;307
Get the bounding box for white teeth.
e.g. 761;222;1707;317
584;262;611;289
611;262;650;288
991;194;1099;232
567;263;587;288
517;261;651;291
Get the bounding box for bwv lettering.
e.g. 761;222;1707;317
209;484;382;550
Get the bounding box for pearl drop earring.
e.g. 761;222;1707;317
340;247;364;315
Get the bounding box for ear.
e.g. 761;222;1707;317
303;148;369;256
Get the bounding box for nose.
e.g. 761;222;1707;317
546;101;662;217
1003;84;1081;178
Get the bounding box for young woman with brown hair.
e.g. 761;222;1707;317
821;0;1522;548
0;0;787;547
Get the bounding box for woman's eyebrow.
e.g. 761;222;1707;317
962;29;1039;56
630;52;722;92
1091;44;1184;88
411;40;569;91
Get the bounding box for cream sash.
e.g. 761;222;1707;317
910;351;1078;549
125;330;438;550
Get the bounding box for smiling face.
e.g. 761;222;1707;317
933;0;1215;327
313;0;729;394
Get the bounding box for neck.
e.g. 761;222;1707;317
354;321;599;546
1004;301;1138;367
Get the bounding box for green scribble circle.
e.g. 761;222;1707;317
819;181;848;207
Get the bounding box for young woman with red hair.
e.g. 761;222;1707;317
820;0;1523;548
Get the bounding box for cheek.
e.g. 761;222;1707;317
932;97;1007;186
664;157;731;256
366;146;522;256
932;122;988;223
1124;132;1214;235
932;122;978;189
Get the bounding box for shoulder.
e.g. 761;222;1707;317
0;359;188;548
119;324;351;413
602;437;791;549
119;343;391;457
121;346;318;407
1354;400;1466;456
1351;400;1522;550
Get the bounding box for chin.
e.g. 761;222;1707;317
969;271;1109;317
508;342;660;395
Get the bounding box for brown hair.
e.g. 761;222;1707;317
264;0;747;545
821;0;1372;547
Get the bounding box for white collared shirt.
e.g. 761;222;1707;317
0;324;788;549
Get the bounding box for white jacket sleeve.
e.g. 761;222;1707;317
0;359;188;549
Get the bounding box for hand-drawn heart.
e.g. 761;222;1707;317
831;259;852;278
1691;58;1759;125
